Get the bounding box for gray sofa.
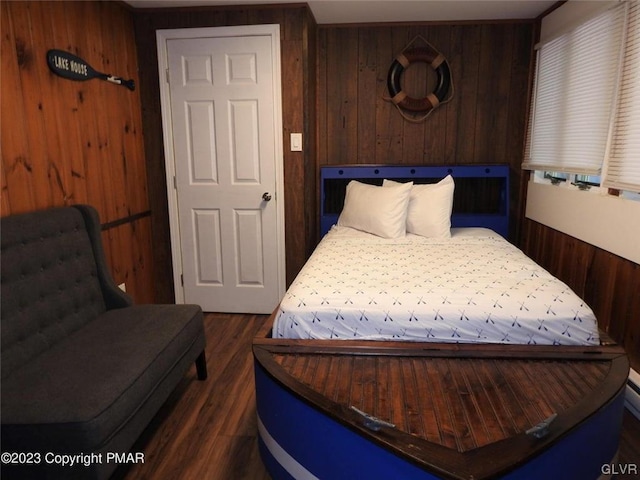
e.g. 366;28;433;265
1;205;207;479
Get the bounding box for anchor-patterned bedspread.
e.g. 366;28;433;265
273;226;600;346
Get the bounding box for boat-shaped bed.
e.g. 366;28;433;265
253;165;629;480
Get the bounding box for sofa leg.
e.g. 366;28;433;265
195;351;208;380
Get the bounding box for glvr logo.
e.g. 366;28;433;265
601;463;638;475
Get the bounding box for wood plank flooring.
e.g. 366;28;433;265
120;313;640;480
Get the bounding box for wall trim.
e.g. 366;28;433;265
101;210;151;231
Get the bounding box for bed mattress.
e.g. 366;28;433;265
273;226;600;346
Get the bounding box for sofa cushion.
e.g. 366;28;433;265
1;207;106;379
0;304;203;452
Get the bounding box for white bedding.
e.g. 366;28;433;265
273;226;600;346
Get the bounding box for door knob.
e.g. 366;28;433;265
262;192;272;202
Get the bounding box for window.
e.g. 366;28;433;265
523;3;625;175
537;171;601;190
524;1;640;197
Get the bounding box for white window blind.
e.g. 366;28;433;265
523;3;626;174
603;1;640;192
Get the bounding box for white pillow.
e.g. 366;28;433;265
383;175;455;238
337;180;413;238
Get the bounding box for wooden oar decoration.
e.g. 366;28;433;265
47;49;135;91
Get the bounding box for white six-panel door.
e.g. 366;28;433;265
157;26;285;313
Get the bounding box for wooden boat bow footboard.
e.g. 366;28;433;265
253;335;629;480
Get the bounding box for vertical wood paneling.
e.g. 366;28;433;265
303;12;318;257
1;4;36;213
374;27;404;163
357;28;378;161
317;22;534;234
316;27;329;173
418;26;447;163
1;1;154;303
319;22;533;166
452;24;483;164
474;24;513;163
325;28;359;163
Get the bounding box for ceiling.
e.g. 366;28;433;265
125;0;557;24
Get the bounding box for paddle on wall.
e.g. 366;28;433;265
47;49;135;91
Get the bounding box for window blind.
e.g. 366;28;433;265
523;3;626;174
603;1;640;192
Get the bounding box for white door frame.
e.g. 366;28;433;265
156;25;286;305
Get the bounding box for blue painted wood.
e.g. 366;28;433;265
320;164;510;238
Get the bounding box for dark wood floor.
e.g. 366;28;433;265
121;313;640;480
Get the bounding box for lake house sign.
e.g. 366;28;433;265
47;49;135;91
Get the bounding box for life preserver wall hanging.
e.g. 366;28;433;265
386;36;453;122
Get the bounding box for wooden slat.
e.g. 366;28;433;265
372;26;394;164
311;349;331;395
1;2;36;213
413;358;444;445
440;359;477;451
356;27;378;162
418;26;448;164
375;356;392;424
473;24;514;164
464;361;512;443
493;360;546;429
388;357;407;431
335;354;354;404
311;353;334;398
511;361;557;420
361;355;378;416
300;352;320;387
454;362;493;448
400;359;424;437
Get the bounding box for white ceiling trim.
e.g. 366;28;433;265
125;0;556;24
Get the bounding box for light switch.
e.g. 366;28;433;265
290;133;302;152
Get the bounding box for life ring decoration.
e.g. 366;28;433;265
386;39;453;121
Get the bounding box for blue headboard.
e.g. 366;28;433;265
320;164;510;238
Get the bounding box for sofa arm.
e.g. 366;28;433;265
73;205;134;309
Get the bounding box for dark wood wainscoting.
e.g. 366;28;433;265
522;219;640;371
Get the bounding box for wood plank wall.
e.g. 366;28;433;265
317;22;535;240
1;1;155;303
132;4;317;302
